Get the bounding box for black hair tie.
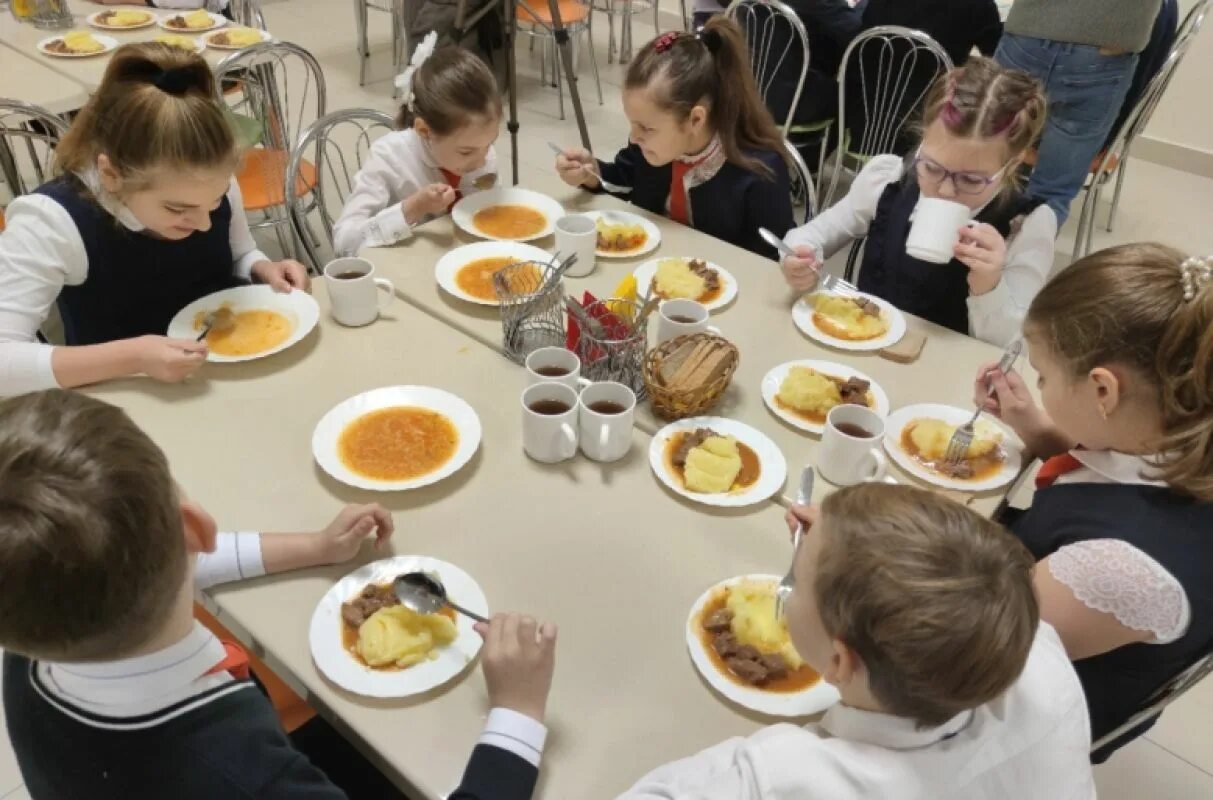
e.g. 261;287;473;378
153;66;194;96
697;27;722;54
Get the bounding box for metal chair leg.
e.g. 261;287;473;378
555;37;566;120
606;0;617;64
679;0;687;30
587;23;603;104
354;0;369;86
652;0;659;33
1107;160;1129;233
1072;184;1095;262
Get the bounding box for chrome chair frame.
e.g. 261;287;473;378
0;98;68;203
1091;651;1213;755
517;0;603;120
726;0;809;138
783;137;818;226
353;0;405;87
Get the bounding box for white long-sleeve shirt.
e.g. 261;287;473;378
784;155;1057;347
618;623;1093;800
0;174;269;396
331;128;498;256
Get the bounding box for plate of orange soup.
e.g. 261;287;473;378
312;386;482;491
451;187;564;242
434;241;553;306
167;285;320;363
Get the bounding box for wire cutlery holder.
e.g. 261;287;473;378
494;260;566;365
573;299;649;400
9;0;73;29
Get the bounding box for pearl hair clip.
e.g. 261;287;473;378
1180;255;1212;302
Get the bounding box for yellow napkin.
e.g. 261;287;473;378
607;274;639;324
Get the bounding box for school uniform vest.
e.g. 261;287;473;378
1012;483;1213;757
858;180;1042;334
35;177;240;346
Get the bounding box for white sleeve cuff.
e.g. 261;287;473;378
479;707;547;767
0;342;60;395
364;204;413;248
194;531;266;590
234;250;270;281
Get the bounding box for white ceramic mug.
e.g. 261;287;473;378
819;405;888;486
324;257;395;327
521;382;579;463
555;214;597;278
905;197;973;264
578;381;636;462
656;299;720;345
525;347;590;391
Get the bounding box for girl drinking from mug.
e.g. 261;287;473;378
782;57;1052;347
333;33;501;256
0;44;307;395
981;243;1213;761
554;19;795;258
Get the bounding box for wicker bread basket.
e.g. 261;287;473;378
643;333;739;420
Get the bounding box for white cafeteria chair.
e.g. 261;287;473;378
783;137;818;226
726;0;809;139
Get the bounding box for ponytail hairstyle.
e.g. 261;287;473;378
56;43;237;192
625;18;785;179
394;36;502;134
1026;243;1213;501
921;56;1047;192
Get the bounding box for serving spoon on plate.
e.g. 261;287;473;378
394;571;488;623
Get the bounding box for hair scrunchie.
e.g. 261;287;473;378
395;30;439;111
153;66;195;96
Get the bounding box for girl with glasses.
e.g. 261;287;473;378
780;57;1052;346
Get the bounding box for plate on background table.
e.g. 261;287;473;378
760;359;890;436
167;285;319;363
633;257;738;312
649;417;786;508
312;386;482;492
687;574;839;717
158;10;228;32
451;187;564;243
884;403;1023;492
583;209;660;258
434;241;553;307
149;34;207;54
792;290;906;352
310;555;487;698
37;34;118;58
201;27;272;49
87;10;156;30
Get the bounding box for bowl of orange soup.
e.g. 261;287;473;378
434;241;554;306
450;187;565;243
167;285;320;363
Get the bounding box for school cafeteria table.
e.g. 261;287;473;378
0;46;87;113
359;172;1035;515
85;286;808;800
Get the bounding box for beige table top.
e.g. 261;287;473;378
85;287;806;800
361;172;1033;515
1;1;246;91
0;45;88;112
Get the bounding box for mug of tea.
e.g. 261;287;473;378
324;257;395;327
578;381;636;463
819;405;888;486
521;382;579;463
905;197;974;264
656;299;719;345
555;214;597;278
525;346;590;391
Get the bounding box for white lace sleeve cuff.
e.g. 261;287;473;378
1048;539;1191;644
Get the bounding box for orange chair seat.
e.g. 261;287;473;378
0;208;6;233
237;147;318;211
517;0;591;25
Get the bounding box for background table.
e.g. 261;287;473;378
0;46;88;112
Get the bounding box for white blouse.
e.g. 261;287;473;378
1047;450;1191;644
331;128;498;257
783;154;1058;347
0;173;268;397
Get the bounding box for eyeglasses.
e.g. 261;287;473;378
911;149;1012;195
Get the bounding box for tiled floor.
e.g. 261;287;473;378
2;0;1212;797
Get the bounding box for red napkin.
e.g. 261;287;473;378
566;291;630;361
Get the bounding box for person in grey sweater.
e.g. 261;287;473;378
995;0;1164;226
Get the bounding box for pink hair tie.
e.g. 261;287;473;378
941;100;965;128
994;113;1020;136
654;31;681;54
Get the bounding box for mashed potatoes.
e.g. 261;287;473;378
811;295;889;340
356;605;457;669
654;259;707;300
62;32;105;53
908;418;1003;461
155;34;197;51
777;366;842;416
182;9;213;27
685;436;742;493
726;581;804;669
103;10;150;26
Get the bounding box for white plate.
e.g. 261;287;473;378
649;417;787;508
451;187;564;242
151;35;206;54
37;33;118;58
633;257;738;312
434;241;553;307
884;402;1023;492
166;285;319;363
309;555;487;698
687;574;839;717
583;209;660;259
312;386;482;492
201;27;272;49
760;360;890;436
87;10;156;30
792;291;907;352
157;10;228;32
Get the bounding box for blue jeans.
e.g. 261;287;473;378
995;33;1139;227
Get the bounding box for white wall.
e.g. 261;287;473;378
1141;0;1213;170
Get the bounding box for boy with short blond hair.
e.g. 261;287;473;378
0;390;557;800
620;483;1094;799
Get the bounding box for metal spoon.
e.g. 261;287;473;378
547;141;633;194
393;571;488;624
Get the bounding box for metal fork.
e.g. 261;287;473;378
943;339;1023;466
776;467;815;620
547;141;633;194
758;227;860;297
